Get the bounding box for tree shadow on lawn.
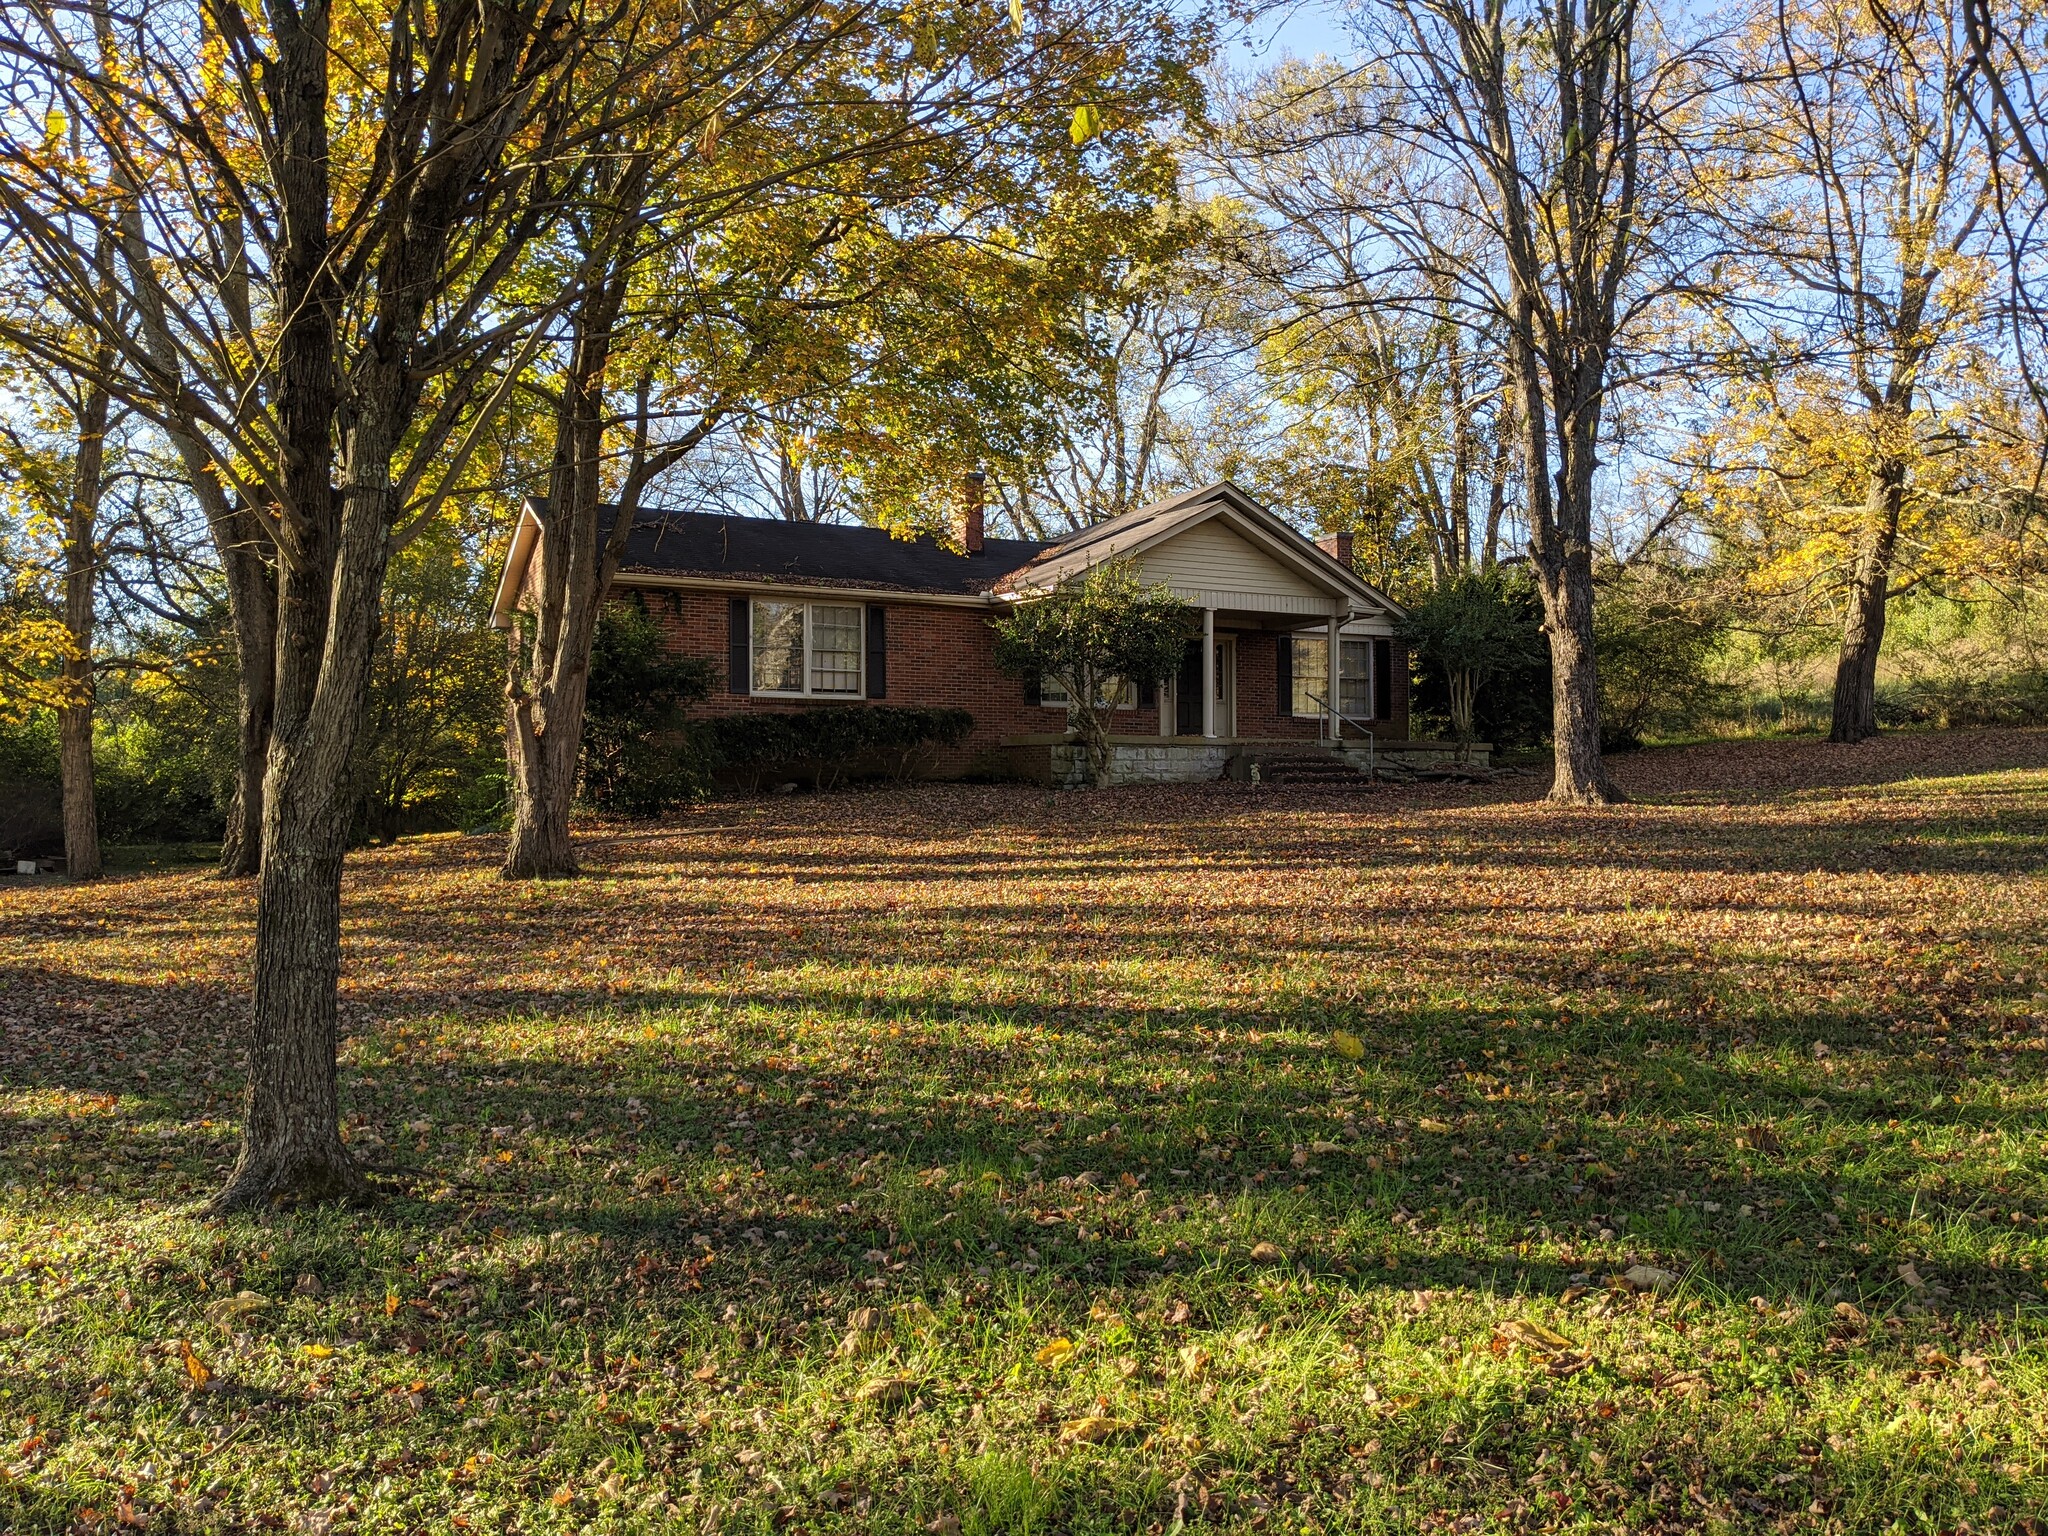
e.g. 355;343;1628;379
6;971;2047;1535
4;965;2042;1327
542;785;2048;893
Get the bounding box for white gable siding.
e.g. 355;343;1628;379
1136;517;1335;614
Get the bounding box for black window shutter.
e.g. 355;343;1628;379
1138;678;1156;710
1024;672;1041;706
865;606;887;699
728;598;751;695
1276;635;1294;717
1373;638;1392;720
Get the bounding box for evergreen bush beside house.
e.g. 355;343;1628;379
578;603;976;807
697;706;975;791
580;603;717;815
1398;570;1550;756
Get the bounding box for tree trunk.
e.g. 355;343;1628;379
219;556;277;878
1083;707;1113;788
500;228;725;879
60;370;110;881
1508;335;1621;807
213;814;362;1207
1449;668;1475;759
220;649;276;877
505;641;587;878
1828;462;1903;744
210;481;390;1212
210;0;371;1211
1534;550;1616;803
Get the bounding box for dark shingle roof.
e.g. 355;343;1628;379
598;507;1052;596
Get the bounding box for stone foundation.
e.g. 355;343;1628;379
1005;738;1234;786
1003;735;1483;786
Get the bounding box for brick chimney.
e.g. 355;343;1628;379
963;470;987;555
1316;529;1354;568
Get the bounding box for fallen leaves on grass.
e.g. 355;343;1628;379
4;733;2047;1536
1035;1338;1077;1367
204;1291;269;1327
1060;1415;1133;1444
177;1339;211;1388
1492;1318;1575;1355
1623;1265;1678;1295
853;1374;917;1405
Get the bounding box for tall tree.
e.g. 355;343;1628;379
0;0;621;1206
1214;70;1517;595
502;0;1206;877
1220;1;1716;802
1723;0;1999;742
0;324;118;878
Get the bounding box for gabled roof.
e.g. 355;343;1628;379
490;502;1054;625
490;480;1402;628
994;481;1403;618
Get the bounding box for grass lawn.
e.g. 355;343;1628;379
3;729;2048;1535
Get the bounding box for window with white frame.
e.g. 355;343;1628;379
1040;675;1137;710
1340;639;1371;720
752;599;864;696
1291;636;1373;719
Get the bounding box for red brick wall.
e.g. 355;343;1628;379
1231;630;1319;740
624;584;1413;777
627;584;1159;774
1232;631;1412;742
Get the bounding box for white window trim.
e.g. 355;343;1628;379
751;598;866;699
1290;634;1374;719
1040;675;1138;710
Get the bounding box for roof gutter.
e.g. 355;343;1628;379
610;571;1001;608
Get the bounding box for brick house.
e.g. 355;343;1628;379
491;480;1427;784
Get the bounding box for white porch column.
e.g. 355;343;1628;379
1159;673;1173;738
1201;607;1217;738
1326;611;1343;742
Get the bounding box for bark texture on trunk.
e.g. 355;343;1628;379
505;641;588;878
211;479;391;1211
502;272;621;880
218;534;278;877
1508;335;1622;807
60;369;110;881
1828;462;1904;744
212;0;361;1211
217;830;362;1206
1533;549;1615;803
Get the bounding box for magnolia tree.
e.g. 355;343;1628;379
992;560;1192;787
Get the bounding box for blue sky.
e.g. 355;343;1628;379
1222;0;1357;71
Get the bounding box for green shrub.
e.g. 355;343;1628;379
990;560;1193;788
697;705;975;791
581;602;717;816
1595;562;1733;749
94;717;227;842
1402;569;1551;750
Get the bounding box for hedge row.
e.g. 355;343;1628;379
695;705;975;792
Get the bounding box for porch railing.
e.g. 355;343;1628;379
1304;692;1376;779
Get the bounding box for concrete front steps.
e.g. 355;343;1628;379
1236;747;1374;786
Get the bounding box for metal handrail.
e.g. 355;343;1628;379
1304;691;1376;779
